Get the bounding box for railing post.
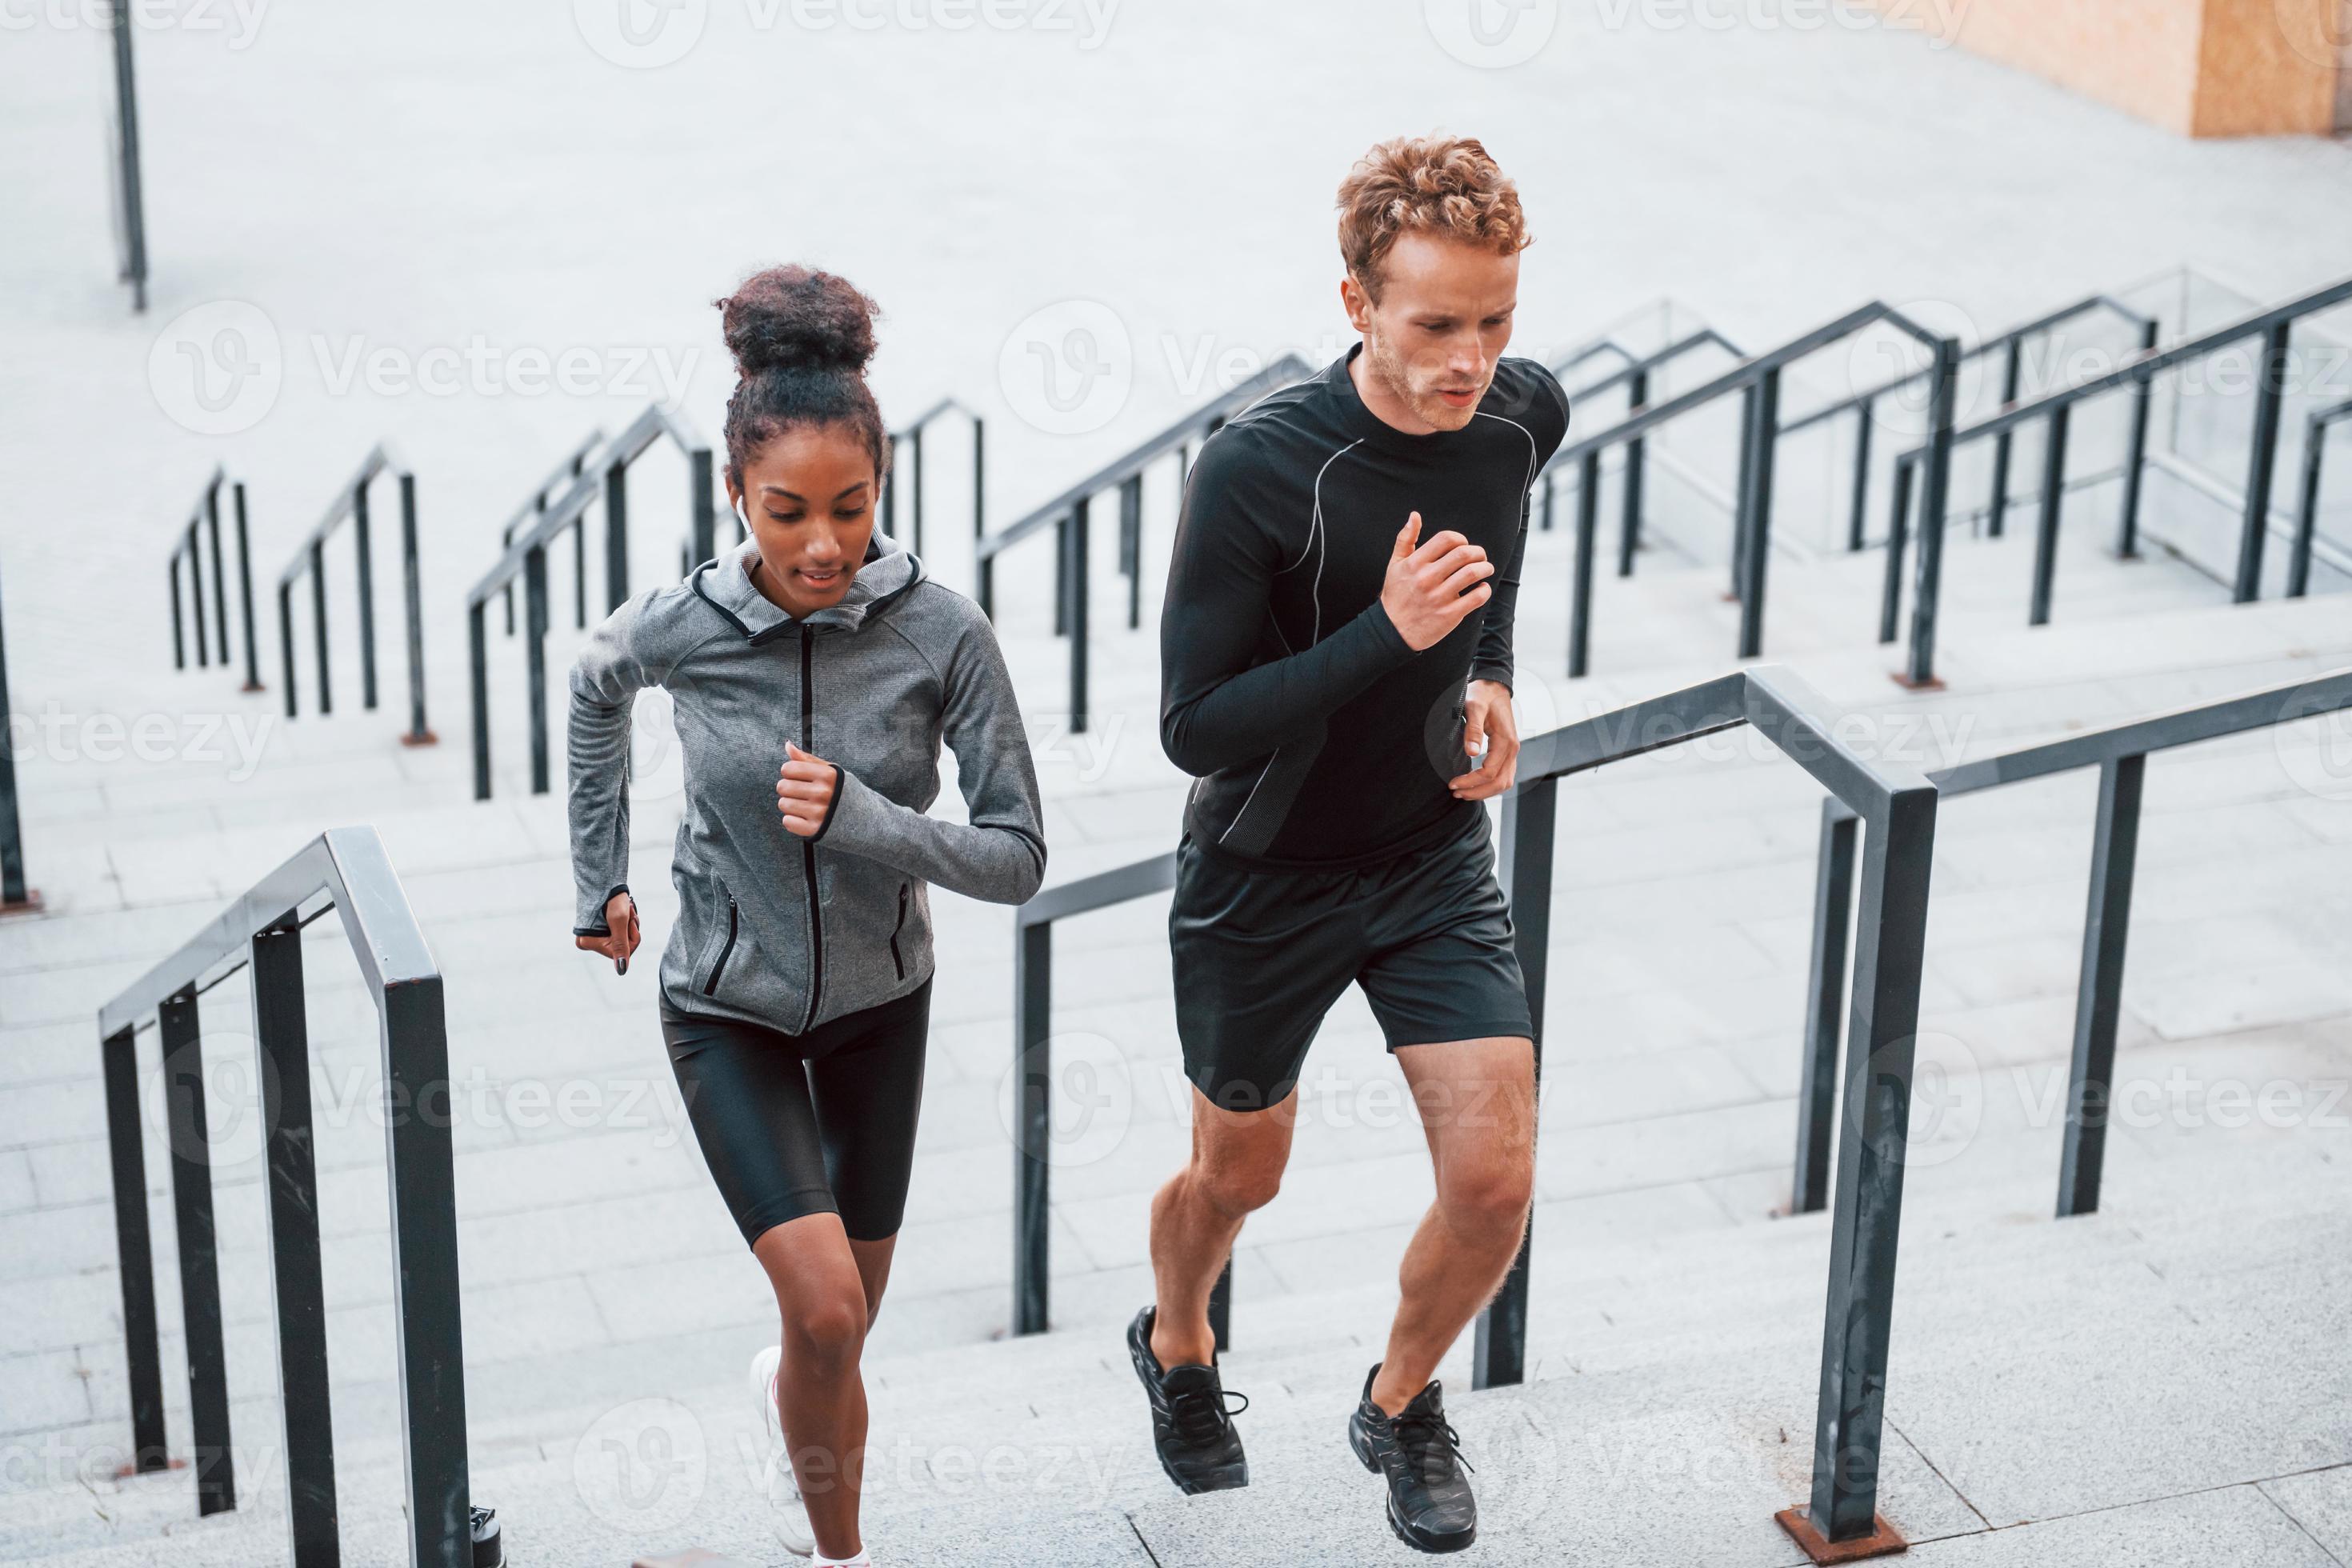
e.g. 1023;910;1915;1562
1069;498;1090;736
310;541;332;715
1902;337;1962;688
354;478;379;712
1013;918;1052;1336
1475;773;1557;1390
882;433;899;538
160;985;237;1516
2287;415;2328;600
278;582;298;718
378;974;472;1568
605;460;630;614
109;0;148;310
250;919;340;1565
911;423;926;556
1541;468;1555;534
1786;776;1935;1559
1730;383;1760;602
2030;403;2071;627
1620;369;1647;577
2235;321;2291;603
691;444;716;569
2117;320;2159;559
1986;338;2022;539
1792;801;1859;1216
1738;368;1781;660
188;523;210;667
206;482;231;665
526;545;550;797
170;552;186;670
234;482;262;692
978;546;996;621
102;1025;168;1470
400;474;433;746
468;602;491;802
2058;753;2145;1218
1878;454;1914;646
1053;515;1070;637
1567;450;1600;678
1120;473;1143;630
972;414;986;544
1848;401;1874;553
0;557;33;914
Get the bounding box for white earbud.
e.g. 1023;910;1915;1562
734;496;750;527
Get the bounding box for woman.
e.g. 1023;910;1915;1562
568;266;1046;1566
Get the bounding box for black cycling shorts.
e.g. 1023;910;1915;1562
1169;807;1532;1114
661;980;930;1246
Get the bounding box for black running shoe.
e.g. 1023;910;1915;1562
1348;1364;1477;1554
1126;1306;1249;1494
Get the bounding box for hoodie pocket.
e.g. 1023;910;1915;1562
888;882;910;982
702;891;741;997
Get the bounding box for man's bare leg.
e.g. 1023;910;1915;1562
1147;1088;1301;1368
1368;1034;1537;1415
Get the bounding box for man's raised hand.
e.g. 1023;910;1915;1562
1381;512;1493;652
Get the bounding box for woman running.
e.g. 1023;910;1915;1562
567;265;1047;1566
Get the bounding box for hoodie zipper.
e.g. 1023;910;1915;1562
702;894;739;996
798;627;826;1031
889;882;909;981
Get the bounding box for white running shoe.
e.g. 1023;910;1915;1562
750;1345;815;1557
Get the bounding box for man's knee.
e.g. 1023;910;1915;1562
1438;1154;1535;1239
1194;1151;1285;1218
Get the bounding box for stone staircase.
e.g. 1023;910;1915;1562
3;443;2350;1564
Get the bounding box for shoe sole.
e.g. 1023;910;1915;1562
1349;1417;1477;1554
1129;1318;1249;1496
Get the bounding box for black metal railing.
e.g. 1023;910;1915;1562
1790;666;2352;1223
464;404;717;800
276;446;434;746
1878;273;2352;648
96;826;474;1568
2290;396;2352;598
882;397;985;558
974;356;1310;733
1781;293;2158;555
0;549;34;912
1542;328;1747;575
1010;666;1939;1558
168;468;264;693
1556;302;1964;686
498;429;605;637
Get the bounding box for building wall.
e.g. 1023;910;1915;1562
1897;0;2346;137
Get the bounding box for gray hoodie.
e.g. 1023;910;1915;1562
568;532;1046;1034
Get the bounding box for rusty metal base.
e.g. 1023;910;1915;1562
400;729;440;747
1;890;44;918
1776;1506;1909;1563
1888;670;1946;692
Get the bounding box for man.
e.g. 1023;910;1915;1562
1127;134;1570;1554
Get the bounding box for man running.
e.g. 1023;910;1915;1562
1126;135;1569;1554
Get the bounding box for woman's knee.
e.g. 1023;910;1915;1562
784;1290;869;1367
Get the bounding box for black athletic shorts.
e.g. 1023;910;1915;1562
661;980;930;1246
1169;806;1531;1113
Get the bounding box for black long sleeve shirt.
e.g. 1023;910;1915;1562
1160;347;1571;867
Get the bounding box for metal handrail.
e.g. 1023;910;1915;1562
462;403;716;800
0;549;35;911
500;429;606;638
2289;398;2352;598
1552;301;1964;686
1009;665;1940;1557
1789;667;2352;1226
167;468;264;692
881;396;986;558
274;446;434;746
1882;272;2352;629
95;826;474;1567
973;354;1313;733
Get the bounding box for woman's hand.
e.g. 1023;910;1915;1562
778;743;838;838
575;890;640;974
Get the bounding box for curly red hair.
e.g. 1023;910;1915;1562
1337;135;1531;302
